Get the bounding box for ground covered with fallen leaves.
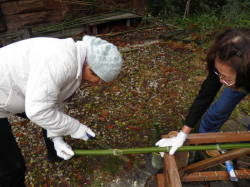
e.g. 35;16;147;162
11;25;250;186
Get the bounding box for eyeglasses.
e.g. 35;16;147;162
214;70;235;86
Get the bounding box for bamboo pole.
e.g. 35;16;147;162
74;143;250;156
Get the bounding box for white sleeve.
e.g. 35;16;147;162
25;56;81;138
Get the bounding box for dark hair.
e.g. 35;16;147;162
206;28;250;90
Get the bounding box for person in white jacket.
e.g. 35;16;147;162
0;35;123;186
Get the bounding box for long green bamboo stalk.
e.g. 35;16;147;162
74;143;250;156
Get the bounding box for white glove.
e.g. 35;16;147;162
52;137;74;160
71;124;95;141
155;131;188;156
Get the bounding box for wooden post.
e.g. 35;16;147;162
126;19;131;27
163;153;182;187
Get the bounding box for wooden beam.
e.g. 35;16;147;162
180;148;250;174
88;12;141;26
182;169;250;182
32;27;86;38
162;131;250;144
163;154;182;187
157;169;250;185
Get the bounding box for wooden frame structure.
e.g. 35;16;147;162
88;11;141;35
157;131;250;187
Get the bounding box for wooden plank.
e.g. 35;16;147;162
181;169;250;182
88;12;141;26
164;153;182;187
162;131;250;144
32;27;86;38
180;148;250;174
157;169;250;183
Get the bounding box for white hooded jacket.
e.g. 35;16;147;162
0;37;87;138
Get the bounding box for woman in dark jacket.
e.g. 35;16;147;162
156;28;250;155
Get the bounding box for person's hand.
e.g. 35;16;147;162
71;124;95;141
155;131;188;156
52;137;74;160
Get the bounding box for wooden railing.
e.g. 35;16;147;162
157;131;250;187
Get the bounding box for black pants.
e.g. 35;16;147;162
0;113;57;187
